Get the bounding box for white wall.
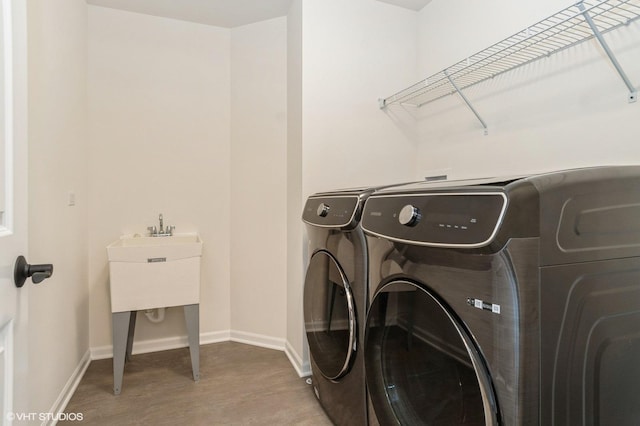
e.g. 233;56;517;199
230;17;288;345
27;0;89;416
301;0;419;197
414;0;640;179
87;6;232;351
286;0;305;373
284;0;420;371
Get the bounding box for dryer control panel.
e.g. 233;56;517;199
302;195;361;229
362;192;507;248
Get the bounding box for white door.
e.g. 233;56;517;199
0;0;29;424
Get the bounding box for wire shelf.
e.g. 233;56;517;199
380;0;640;109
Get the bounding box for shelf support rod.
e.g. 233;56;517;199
578;2;637;103
445;71;489;135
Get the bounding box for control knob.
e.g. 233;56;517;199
317;203;330;217
399;204;421;226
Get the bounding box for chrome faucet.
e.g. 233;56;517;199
148;213;174;237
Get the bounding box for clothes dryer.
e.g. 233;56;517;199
361;166;640;425
302;187;378;426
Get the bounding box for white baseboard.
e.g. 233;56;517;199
90;331;309;376
90;330;231;360
229;330;285;351
45;349;91;426
285;340;311;377
200;330;232;345
91;329;285;356
89;330;306;374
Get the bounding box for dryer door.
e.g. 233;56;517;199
304;250;356;380
365;280;499;425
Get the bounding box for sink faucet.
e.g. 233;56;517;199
148;213;174;237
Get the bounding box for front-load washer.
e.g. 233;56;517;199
302;187;379;426
361;166;640;425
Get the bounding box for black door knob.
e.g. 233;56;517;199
14;256;53;288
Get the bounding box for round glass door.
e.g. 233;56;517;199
365;280;498;425
304;250;356;380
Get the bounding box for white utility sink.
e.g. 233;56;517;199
107;234;203;313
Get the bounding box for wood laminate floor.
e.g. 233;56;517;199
61;342;332;425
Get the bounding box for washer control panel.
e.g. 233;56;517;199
362;192;507;247
303;196;360;228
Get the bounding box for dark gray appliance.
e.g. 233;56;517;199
302;187;376;426
361;166;640;425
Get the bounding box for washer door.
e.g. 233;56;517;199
365;280;499;425
304;250;357;380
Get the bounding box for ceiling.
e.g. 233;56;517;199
86;0;294;28
376;0;432;12
86;0;432;28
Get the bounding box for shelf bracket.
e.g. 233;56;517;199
445;71;489;135
578;2;637;103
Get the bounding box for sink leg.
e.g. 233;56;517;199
112;311;133;395
125;311;137;362
184;304;200;382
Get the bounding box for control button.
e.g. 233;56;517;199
398;204;421;227
317;203;330;217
